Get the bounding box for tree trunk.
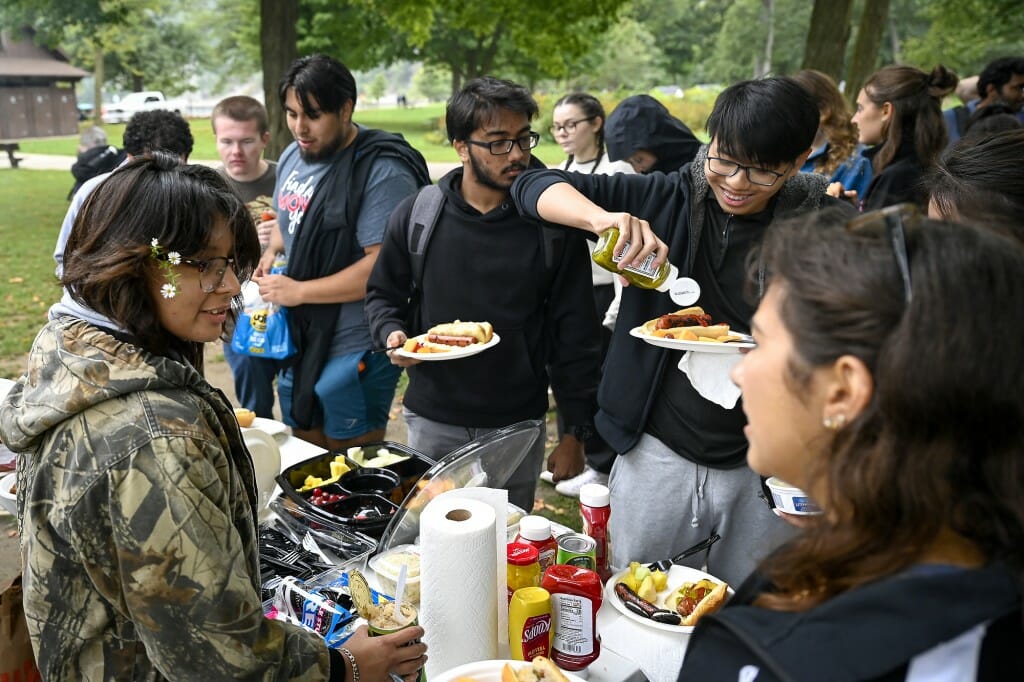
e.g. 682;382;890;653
759;0;774;78
802;0;854;81
846;0;891;105
92;43;104;127
888;12;901;62
260;0;298;161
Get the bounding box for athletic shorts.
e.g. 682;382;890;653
277;350;401;439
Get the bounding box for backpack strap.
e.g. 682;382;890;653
407;184;445;288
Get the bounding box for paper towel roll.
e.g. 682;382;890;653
420;496;500;677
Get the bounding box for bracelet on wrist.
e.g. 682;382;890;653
339;647;360;682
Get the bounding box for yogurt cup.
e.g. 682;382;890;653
765;477;822;515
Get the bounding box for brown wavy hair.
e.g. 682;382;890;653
863;64;958;174
750;209;1024;611
62;152;261;369
791;70;860;177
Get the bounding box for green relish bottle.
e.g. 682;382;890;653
592;227;678;291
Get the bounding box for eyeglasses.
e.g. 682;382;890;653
158;254;239;293
549;117;596;135
706;156;790;187
465;132;540;155
846;203;916;304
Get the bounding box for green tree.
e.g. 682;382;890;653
628;0;726;85
367;73;388;102
903;0;1024;76
802;0;854;80
568;19;668;92
411;64;451;102
708;0;812;83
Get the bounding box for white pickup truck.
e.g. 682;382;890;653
101;91;183;124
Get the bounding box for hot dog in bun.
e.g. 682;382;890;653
666;578;729;626
402;320;494;353
641;307;731;340
500;657;570;682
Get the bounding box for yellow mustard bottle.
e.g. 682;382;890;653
592;226;678;291
508;586;552;661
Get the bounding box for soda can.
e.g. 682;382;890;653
555;533;597;570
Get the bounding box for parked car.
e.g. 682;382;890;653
101;91;181;124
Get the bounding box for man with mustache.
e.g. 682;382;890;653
255;54;429;450
366;77;601;511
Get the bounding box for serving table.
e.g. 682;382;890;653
270;431;657;682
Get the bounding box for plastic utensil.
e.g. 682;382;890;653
394;562;408;624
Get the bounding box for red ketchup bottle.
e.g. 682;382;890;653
579;483;612;581
514;515;558;572
541;564;603;671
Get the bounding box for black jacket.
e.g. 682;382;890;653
285;128;429;429
861;141;926;211
605;95;700;173
679;562;1024;681
365;168;601;429
512;145;855;457
68;145;126;199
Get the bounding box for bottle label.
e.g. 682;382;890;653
520;614;552;660
550;593;594;656
612;238;660;278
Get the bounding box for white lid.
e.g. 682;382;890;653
517;514;552;541
579;483;610;507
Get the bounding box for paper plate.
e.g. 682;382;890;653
243;417;290;441
604;564;733;634
393;333;500;361
430;659;586;682
630;326;754;354
242;429;281;513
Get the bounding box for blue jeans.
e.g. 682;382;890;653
223;342;279;418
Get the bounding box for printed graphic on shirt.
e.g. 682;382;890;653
739;665;761;682
277;169;319;235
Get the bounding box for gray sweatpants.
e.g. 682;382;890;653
402;408;546;512
608;433;796;587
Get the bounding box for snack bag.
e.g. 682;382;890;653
231;281;296;360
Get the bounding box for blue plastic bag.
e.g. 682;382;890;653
231;283;296;360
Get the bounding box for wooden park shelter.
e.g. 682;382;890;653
0;26;87;153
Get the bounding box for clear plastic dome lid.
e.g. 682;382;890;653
376;420;543;552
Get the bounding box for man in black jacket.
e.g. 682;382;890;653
366;77;601;511
511;77;856;585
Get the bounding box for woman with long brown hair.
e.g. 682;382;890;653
792;69;873;202
678;206;1024;680
839;64;958;211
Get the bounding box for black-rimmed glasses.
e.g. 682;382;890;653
549;116;596;135
846;203;915;304
465;132;540;155
706;156;790;187
157;254;239;293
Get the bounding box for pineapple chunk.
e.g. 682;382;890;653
330;460;351;479
637;575;658;603
652;569;669;591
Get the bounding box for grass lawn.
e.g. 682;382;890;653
18;104;568;166
0;170;69;377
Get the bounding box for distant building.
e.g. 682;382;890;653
0;26;88;139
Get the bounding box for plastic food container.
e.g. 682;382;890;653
369;543;422;604
765;477;822;515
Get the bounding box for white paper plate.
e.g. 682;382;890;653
430;659;586;682
603;564;732;634
393;333;501;361
243;417;289;439
630;327;754;354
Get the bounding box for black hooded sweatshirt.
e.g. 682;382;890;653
365;168;600;429
605;95;701;173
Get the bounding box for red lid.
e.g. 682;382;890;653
507;542;540;565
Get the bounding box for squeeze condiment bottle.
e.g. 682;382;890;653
592;226;678;291
508;586;551;661
506;542;541;603
541;564;602;672
514;515;558;572
579;483;612;582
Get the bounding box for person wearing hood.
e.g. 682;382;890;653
0;153;426;681
604;94;700;174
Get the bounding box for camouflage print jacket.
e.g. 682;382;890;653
0;318;336;681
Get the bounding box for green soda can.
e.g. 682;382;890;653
555;533;597;570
